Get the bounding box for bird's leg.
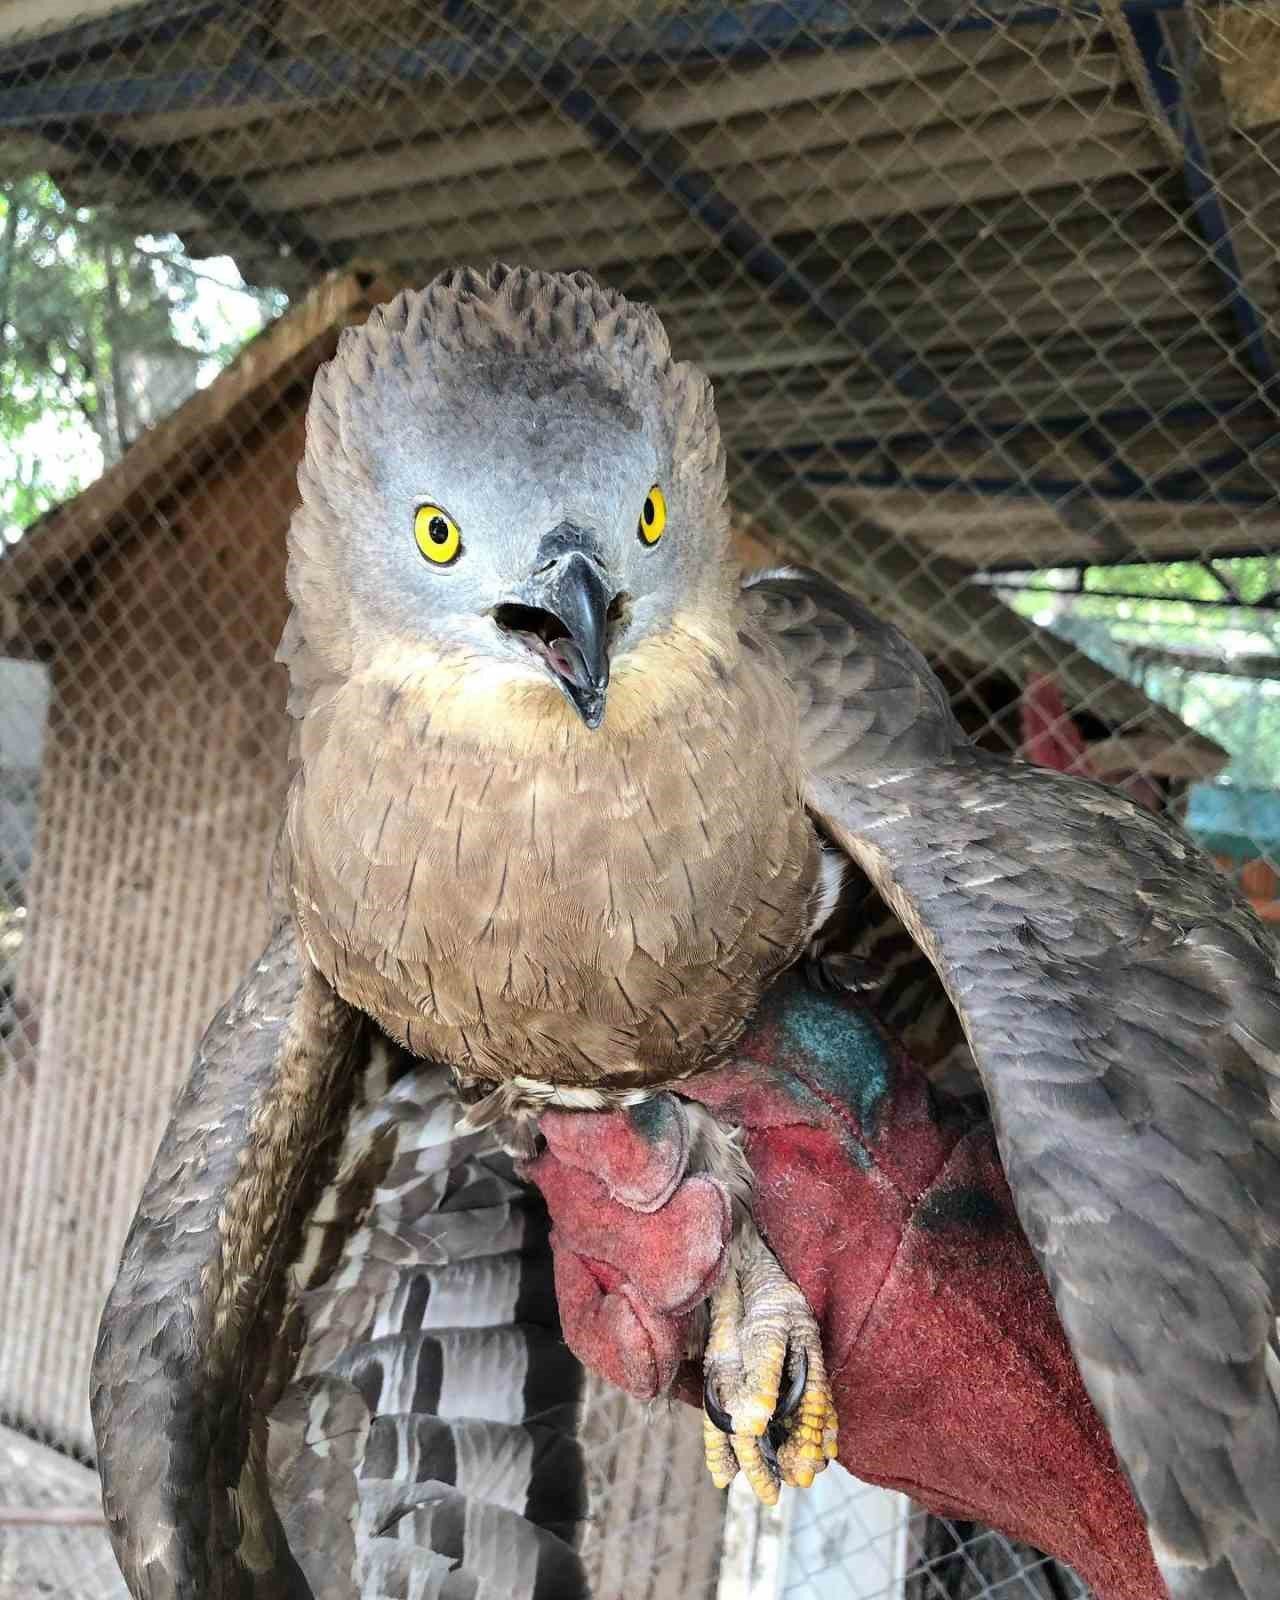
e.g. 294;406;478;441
685;1106;838;1502
702;1220;838;1502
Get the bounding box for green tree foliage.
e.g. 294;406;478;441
0;175;282;536
1006;558;1280;787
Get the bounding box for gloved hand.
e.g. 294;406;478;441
521;972;1165;1600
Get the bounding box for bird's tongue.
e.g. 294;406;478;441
546;637;592;690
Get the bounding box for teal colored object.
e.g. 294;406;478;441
772;982;892;1140
1186;782;1280;864
748;966;889;1171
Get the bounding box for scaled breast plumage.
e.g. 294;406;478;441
287;613;821;1089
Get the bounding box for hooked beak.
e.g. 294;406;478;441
493;525;619;730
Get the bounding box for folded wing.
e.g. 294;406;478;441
92;921;590;1600
746;567;1280;1600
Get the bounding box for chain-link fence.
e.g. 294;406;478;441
2;1;1278;1595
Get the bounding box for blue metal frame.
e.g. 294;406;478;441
0;0;1211;127
1126;10;1279;397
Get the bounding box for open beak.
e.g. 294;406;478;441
493;527;618;730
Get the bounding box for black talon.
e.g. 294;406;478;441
764;1346;809;1451
777;1345;808;1421
704;1372;735;1435
805;952;886;996
705;1347;807;1444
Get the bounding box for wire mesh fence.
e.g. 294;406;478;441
1;0;1278;1595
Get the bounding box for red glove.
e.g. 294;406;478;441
523;973;1164;1600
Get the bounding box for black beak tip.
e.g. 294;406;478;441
499;532;616;730
573;688;607;731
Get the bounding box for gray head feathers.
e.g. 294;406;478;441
356;263;676;379
280;264;731;720
304;263;722;511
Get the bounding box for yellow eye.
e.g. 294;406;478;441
414;504;462;566
637;484;666;546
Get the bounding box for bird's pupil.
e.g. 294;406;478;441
644;497;655;524
428;516;449;544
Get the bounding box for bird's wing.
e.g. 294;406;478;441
91;920;590;1600
745;567;1280;1600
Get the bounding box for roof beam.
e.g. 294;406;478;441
439;0;1185;553
770;400;1280;457
1160;431;1280;493
35;119;339;278
0;0;226;77
760;457;1278;512
747;413;1280;507
1124;5;1280;399
0;0;1208;128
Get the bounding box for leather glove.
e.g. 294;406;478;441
522;972;1164;1600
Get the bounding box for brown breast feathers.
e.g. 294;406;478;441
286;616;820;1091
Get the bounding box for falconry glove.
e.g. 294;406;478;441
530;972;1166;1600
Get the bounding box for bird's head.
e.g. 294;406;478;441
283;265;736;741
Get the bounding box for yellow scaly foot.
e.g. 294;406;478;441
701;1221;838;1502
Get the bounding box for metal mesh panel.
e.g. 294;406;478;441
2;1;1278;1594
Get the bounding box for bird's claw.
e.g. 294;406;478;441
805;950;887;997
701;1232;837;1502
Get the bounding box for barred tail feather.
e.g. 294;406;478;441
276;1037;590;1597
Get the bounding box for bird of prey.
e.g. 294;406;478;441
94;265;1279;1600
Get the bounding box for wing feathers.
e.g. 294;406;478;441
372;1492;584;1600
283;1040;589;1597
96;932;591;1599
747;567;1280;1600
